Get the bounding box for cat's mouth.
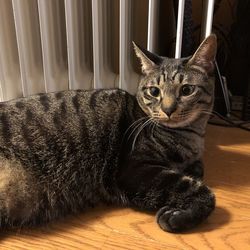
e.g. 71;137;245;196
153;111;197;128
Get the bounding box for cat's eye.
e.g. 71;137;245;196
181;85;195;96
149;87;160;97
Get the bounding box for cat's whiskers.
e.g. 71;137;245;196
124;117;148;135
131;118;154;151
199;109;216;117
123;117;148;143
150;120;158;138
200;111;212;116
152;112;162;119
149;122;154;139
205;109;218;115
127;119;149;143
151;118;161;129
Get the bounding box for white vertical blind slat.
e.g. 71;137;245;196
0;0;22;101
201;0;215;39
37;0;68;93
64;0;93;90
119;0;139;94
147;0;159;52
92;0;118;89
91;0;103;89
12;0;45;97
175;0;185;59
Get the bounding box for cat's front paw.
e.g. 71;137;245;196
156;207;196;233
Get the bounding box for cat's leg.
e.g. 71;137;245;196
0;158;41;227
117;163;215;233
183;160;204;180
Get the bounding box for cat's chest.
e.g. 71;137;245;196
132;131;203;166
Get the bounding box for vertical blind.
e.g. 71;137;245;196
0;0;214;102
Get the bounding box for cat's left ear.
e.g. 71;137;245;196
187;34;217;74
133;42;163;75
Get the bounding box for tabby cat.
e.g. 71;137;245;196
0;35;217;233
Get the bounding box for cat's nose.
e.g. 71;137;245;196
162;105;177;117
161;96;177;117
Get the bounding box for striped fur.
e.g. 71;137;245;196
0;35;217;232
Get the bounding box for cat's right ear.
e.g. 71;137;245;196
187;34;217;74
133;42;163;75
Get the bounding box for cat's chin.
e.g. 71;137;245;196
158;120;191;129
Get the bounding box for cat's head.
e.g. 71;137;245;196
134;34;217;128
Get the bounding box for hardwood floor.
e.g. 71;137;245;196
0;125;250;249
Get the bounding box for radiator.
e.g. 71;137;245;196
0;0;214;102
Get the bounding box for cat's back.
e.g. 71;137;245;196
0;88;129;117
0;88;130;126
0;88;132;160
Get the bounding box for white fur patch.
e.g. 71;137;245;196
182;176;193;182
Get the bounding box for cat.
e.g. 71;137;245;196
0;34;217;233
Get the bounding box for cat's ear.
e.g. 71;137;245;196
133;42;163;75
187;34;217;74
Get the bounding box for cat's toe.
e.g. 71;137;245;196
156;207;195;233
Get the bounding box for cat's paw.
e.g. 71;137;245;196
156;207;196;233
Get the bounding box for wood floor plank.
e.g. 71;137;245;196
0;125;249;249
